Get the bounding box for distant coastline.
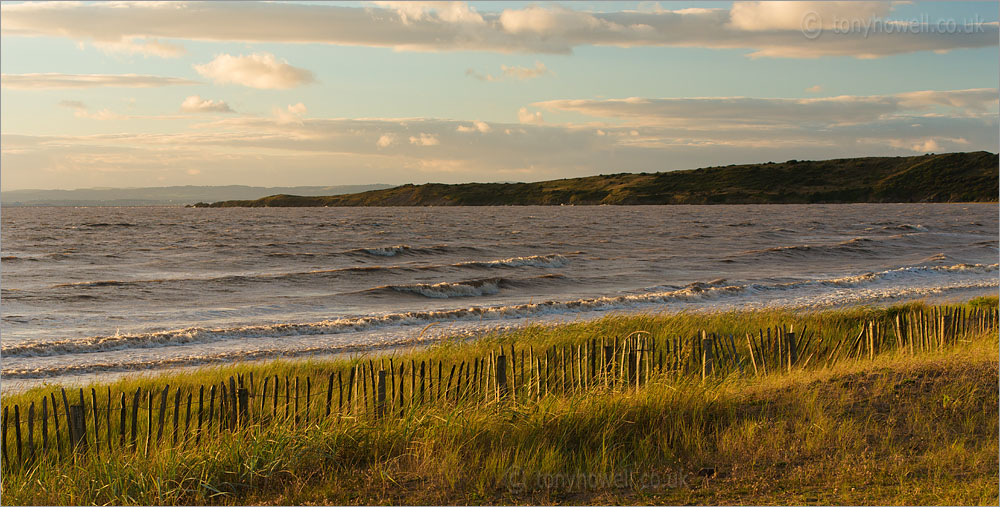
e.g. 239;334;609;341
194;151;999;207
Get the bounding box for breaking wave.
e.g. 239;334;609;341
5;263;994;360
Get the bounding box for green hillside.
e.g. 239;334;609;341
197;151;998;207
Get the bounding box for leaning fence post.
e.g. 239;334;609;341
61;388;73;446
50;393;63;459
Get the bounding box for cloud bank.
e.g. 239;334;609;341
2;1;995;59
3;88;994;189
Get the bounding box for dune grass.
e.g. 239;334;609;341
1;298;997;505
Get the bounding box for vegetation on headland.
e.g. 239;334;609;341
195;151;999;207
1;298;997;505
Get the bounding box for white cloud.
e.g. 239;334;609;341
1;73;198;89
457;120;491;133
1;2;994;59
376;134;396;148
728;2;891;31
193;53;314;89
518;107;544;124
534;89;998;128
92;37;186;58
805;85;823;93
180;95;233;113
409;133;440;146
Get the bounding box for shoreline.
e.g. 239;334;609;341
2;297;996;505
3;286;996;394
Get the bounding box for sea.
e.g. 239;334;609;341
2;204;997;391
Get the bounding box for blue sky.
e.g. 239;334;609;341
1;1;997;190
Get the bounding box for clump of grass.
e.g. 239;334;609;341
2;299;997;505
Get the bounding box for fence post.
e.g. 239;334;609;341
2;405;8;466
42;398;49;458
26;402;35;464
14;405;22;466
131;388;140;448
701;332;714;380
119;393;126;448
184;393;192;447
50;393;62;459
61;389;73;446
786;330;797;372
497;355;509;399
305;377;311;424
238;388;249;428
69;404;87;452
89;389;99;455
173;389;181;445
376;370;387;419
156;385;169;443
326;373;335;418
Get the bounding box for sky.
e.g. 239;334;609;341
1;1;997;190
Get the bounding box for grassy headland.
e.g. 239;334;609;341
1;298;997;505
195;151;998;207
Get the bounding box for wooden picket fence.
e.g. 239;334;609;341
1;304;995;471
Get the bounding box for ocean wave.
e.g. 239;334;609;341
6;263;994;360
882;223;928;231
371;273;565;299
40;254;570;291
734;236;899;261
455;254;567;269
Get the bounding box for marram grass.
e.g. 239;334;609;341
1;298;997;505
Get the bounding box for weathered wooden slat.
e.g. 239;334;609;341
208;384;216;434
106;387;113;453
376;370;387;419
50;393;62;459
26;402;35;464
155;385;169;443
228;377;238;430
61;388;73;445
184;392;192;447
131;388;141;448
14;405;23;466
2;405;8;465
173;389;181;445
41;397;49;457
144;391;152;456
119;392;126;448
305;377;311;424
326;373;334;418
197;386;204;444
90;388;100;455
294;377;300;426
